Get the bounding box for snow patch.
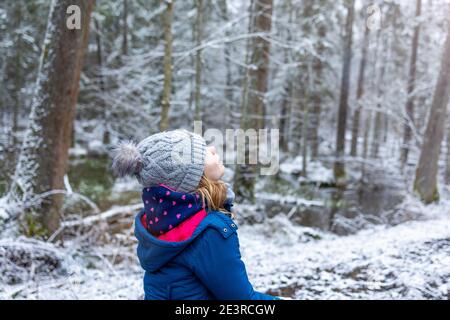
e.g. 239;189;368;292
69;146;88;157
0;197;8;220
280;157;334;184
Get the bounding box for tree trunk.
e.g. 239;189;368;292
362;29;381;178
194;0;204;122
159;0;174;131
445;120;450;185
300;0;314;175
290;0;313;156
310;18;326;160
94;18;110;145
122;0;128;56
361;110;372;178
0;108;5;191
371;107;382;159
414;24;450;203
371;31;389;159
247;0;273;131
333;0;355;186
237;0;255;133
11;1;22;150
8;0;94;235
382;113;389;143
234;0;272;202
1;2;23;188
350;23;370;157
218;0;235;128
279;82;291;153
279;0;294;153
371;62;386;160
301;93;309;176
415;0;434;133
289;81;304;154
233;0;254;202
400;0;422;168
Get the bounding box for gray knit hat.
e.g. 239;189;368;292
111;130;206;193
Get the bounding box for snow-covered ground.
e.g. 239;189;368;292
242;213;450;299
1;196;449;300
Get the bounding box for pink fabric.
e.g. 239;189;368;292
141;209;207;242
158;183;176;191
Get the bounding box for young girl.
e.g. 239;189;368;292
112;129;279;300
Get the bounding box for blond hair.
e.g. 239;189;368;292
196;175;235;218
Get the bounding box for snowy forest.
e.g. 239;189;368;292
1;0;450;299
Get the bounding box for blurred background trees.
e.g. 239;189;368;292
1;0;450;237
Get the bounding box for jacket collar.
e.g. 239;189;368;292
134;208;237;272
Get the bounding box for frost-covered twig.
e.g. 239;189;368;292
48;203;142;242
1;186;101;226
61;203;142;228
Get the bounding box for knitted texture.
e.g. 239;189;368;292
142;185;204;236
135;130;206;193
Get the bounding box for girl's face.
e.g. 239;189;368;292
204;146;225;181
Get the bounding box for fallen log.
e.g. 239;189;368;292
48;203;143;242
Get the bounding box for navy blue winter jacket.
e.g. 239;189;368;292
134;208;278;300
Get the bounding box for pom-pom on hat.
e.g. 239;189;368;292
111;130;206;193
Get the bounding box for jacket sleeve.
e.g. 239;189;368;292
188;228;279;300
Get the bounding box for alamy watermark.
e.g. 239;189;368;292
366;0;396;31
171;121;280;176
66;5;81;30
366;3;382;31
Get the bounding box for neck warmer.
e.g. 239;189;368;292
142;185;204;236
